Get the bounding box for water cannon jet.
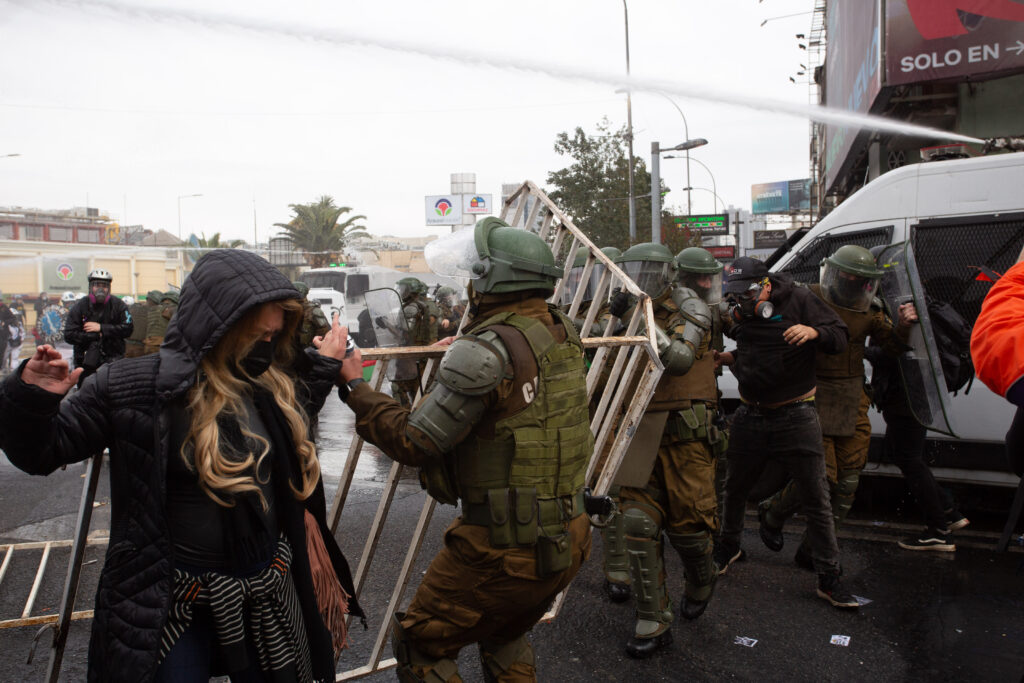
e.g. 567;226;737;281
982;136;1024;155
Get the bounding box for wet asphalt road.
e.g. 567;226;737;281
2;393;1023;682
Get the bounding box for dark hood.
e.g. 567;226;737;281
767;271;796;304
156;249;300;400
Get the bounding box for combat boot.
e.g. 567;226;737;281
668;531;718;620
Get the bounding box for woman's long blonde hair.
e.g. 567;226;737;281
183;298;320;509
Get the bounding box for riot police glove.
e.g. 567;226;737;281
374;316;388;329
609;291;634;319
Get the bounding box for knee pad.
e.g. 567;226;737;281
390;613;460;683
622;505;661;540
479;635;535;682
601;509;630;579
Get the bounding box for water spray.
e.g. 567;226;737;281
25;0;984;147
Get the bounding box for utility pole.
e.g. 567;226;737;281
623;0;636;243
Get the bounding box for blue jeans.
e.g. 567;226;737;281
154;605;267;683
720;401;841;574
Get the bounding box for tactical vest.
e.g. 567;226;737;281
648;293;718;411
146;303;174;340
446;308;592;567
127;302;150;342
406;298;436;346
810;283;879;379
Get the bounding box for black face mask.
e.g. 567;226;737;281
241;339;276;378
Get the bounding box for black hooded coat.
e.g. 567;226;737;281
0;249;363;682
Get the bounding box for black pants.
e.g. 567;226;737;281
721;401;841;574
882;411;951;530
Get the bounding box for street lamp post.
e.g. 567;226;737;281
665;155;719;214
622;0;636;243
651;93;694;213
177;193;203;243
680;186;725;214
651;138;708;244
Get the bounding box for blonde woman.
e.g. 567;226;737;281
0;249;362;683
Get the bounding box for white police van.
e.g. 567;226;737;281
724;152;1024;487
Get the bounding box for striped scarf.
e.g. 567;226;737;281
159;537;314;683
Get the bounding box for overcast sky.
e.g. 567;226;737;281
1;0;817;243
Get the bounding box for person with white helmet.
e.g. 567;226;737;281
3;309;25;372
63;268;133;385
61;291;79;307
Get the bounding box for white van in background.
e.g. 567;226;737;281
728;152;1024;487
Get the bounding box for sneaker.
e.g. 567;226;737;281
713;546;745;575
758;500;784;552
816;573;859;609
945;511;970;531
898;528;955;552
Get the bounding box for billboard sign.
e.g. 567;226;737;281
705;246;736;259
43;257;89;293
885;0;1024;86
753;230;788;249
673;213;730;236
751;179;811;214
462;194;493;215
823;0;883;194
425;195;463;226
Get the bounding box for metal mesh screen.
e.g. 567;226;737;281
912;213;1024;324
779;226;894;284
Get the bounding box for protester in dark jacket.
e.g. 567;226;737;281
63;269;133;383
0;249;363;683
714;259;858;609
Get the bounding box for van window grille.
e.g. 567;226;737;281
912;212;1024;324
779;227;893;284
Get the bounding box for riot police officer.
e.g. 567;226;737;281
390;277;438;406
601;244;725;658
293;281;330;349
143;291;179;355
561;246;621;337
758;245;916;562
434;285;463;334
124;290;160;358
336;217;592;682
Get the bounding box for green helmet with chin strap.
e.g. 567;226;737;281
146;289;163;303
822;244;885;278
675;247;723;274
615;242;676;297
601;246;622;262
470;217;562;295
292;281;310;297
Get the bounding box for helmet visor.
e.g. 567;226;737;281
819;261;879;312
678;271;723;305
561;265;602;306
425;227;480;279
621;261;672;297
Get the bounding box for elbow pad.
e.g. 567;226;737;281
662;338;695;375
406;333;509;453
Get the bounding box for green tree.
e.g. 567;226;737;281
274;196;368;268
198;232;245;249
547;118;666;251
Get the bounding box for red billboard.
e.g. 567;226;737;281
886;0;1024;85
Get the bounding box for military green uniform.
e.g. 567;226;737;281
764;287;909;537
618;289;723;641
293;282;330;349
125;300;152;358
393;294;439;408
143;293;178;355
347;296;592;682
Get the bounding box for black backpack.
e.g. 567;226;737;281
926;296;974;394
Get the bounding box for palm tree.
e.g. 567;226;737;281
186;231;245;264
274;196;368;268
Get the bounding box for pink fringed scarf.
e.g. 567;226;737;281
303;509;350;659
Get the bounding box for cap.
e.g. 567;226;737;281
723;257;769;294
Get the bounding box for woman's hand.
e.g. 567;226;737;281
314;313;349;360
21;345;81;394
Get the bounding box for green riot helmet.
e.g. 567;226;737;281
435;285;459;308
161;291;180;304
146;289;163;304
819;244;884;312
396;277;427;303
675;247;724;305
292;281;310;297
614;242;676;298
424;218;561;295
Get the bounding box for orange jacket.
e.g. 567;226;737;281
971;260;1024;403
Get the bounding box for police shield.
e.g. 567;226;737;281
876;242;957;437
37;304;67;345
363;287;417;381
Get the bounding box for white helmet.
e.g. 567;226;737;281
88;268;113;283
122;295;135;306
61;291;78;304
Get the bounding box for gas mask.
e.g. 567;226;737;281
88;281;110;305
727;279;774;322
